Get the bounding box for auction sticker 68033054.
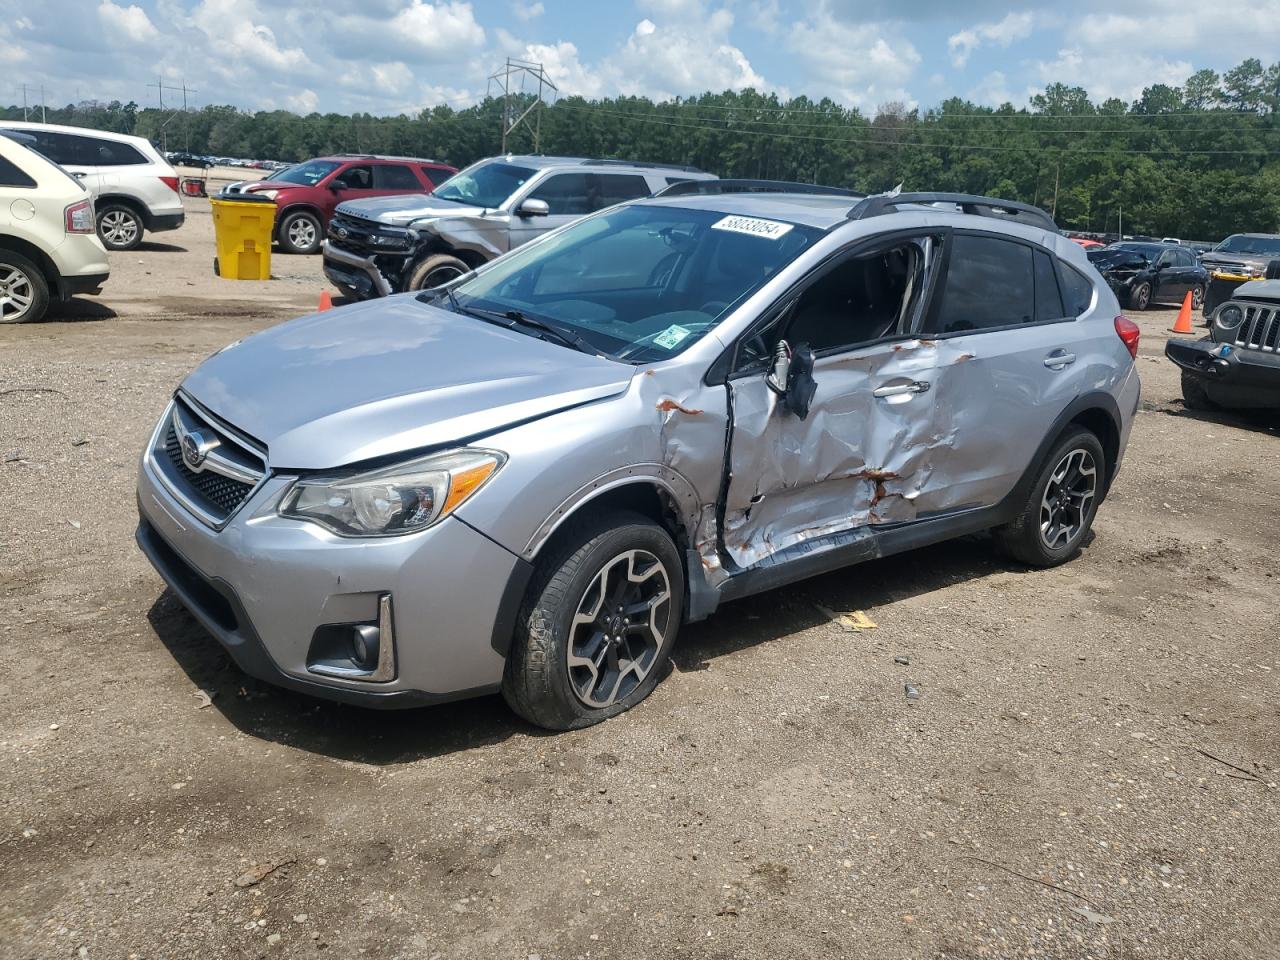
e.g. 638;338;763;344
710;215;795;241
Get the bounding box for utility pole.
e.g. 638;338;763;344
148;77;197;152
39;85;46;123
487;57;557;153
21;84;28;121
1050;162;1060;220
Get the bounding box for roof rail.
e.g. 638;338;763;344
849;192;1058;232
656;178;864;199
581;159;704;173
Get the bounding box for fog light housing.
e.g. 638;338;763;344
306;594;397;683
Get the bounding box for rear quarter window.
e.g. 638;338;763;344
1058;262;1095;317
0;154;36;188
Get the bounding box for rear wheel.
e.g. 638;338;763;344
1180;369;1217;411
503;512;684;730
1190;284;1205;310
1128;282;1151;311
406;253;469;292
277;210;322;255
996;428;1105;568
0;251;49;323
97;203;143;251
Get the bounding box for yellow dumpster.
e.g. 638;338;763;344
210;193;275;280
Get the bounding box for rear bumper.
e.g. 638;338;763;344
1166;336;1280;407
148;210;185;232
60;271;109;298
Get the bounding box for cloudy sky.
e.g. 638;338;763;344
3;0;1280;116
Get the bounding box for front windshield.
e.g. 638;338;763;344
272;160;339;186
1215;234;1280;256
431;160;537;208
446;204;820;362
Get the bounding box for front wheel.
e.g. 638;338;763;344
277;210;322;255
406;253;469;292
996;428;1105;568
1191;284;1205;310
1128;282;1151;311
1180;369;1217;412
97;203;143;251
503;512;684;730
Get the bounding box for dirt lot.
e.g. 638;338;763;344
2;200;1279;960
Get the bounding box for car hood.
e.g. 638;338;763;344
180;296;635;470
336;194;486;227
1200;252;1275;272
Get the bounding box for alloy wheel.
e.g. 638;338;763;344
0;264;35;322
1192;285;1205;309
100;209;139;247
288;217;317;248
567;549;672;709
1039;448;1097;550
1134;284;1150;310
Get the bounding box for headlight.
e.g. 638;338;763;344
371;229;413;249
279;448;505;537
1216;304;1244;330
256;189;279;200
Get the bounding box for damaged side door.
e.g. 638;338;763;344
716;230;970;571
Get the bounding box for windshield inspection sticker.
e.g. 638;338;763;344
653;324;693;350
711;215;794;241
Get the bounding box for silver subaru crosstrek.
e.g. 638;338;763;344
136;183;1141;729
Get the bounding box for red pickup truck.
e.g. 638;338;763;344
225;154;458;254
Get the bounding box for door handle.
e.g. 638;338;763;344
1044;351;1077;370
873;380;931;399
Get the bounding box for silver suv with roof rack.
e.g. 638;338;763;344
137;180;1140;730
322;155;716;298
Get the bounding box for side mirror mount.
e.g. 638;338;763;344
329;179;349;191
518;197;550;218
766;340;817;420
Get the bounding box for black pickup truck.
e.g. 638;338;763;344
1167;280;1280;410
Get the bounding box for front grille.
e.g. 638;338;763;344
327;213;410;257
1233;304;1279;353
150;397;267;527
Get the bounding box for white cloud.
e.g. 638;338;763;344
948;11;1034;68
606;10;765;101
1032;47;1191;102
789;5;920;109
287;88;318;113
386;1;485;55
97;0;160;44
191;0;311;72
967;70;1014;106
511;0;543;20
523;40;605;98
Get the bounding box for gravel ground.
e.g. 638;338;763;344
2;201;1279;960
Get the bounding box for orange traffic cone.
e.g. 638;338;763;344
317;290;333;312
1171;291;1194;334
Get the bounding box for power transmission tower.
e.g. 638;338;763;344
487;57;557;153
147;77;197;151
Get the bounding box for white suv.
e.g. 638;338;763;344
0;121;184;251
0;133;110;323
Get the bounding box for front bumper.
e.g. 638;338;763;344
322;241;397;298
1166;336;1280;407
135;449;528;707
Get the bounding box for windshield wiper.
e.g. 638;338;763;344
463;304;610;359
426;192;471;205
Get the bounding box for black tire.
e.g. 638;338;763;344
406;253;469;292
0;250;50;324
1265;259;1280;281
1128;282;1151;311
1180;369;1217;411
277;209;322;255
97;202;143;251
503;511;685;730
995;428;1106;568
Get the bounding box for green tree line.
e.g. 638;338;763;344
5;57;1280;240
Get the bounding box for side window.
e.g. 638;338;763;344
1058;263;1094;317
84;137;146;166
0;154;36;188
373;164;420;190
739;240;929;365
529;173;592;216
1033;249;1065;322
25;131;73;165
1177;249;1196;267
420;166;444;187
1154;249;1175;269
337;165;373;189
593;174;650;208
929;234;1034;333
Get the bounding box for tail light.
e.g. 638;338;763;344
1114;315;1140;360
159;176;180;193
64;200;94;234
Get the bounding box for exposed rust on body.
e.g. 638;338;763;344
656;399;703;415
